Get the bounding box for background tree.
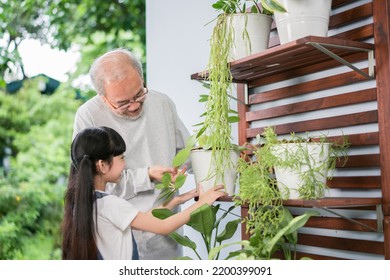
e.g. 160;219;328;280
0;80;81;259
0;0;146;84
0;0;146;259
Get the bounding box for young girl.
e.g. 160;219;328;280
61;126;226;260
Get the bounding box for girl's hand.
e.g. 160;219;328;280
148;166;176;182
197;184;227;205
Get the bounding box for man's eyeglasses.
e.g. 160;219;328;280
103;87;148;113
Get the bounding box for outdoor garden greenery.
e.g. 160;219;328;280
1;1;146;259
1;0;146;87
0;80;81;259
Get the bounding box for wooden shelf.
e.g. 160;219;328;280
191;36;375;83
219;196;381;208
192;35;383;236
220;196;383;232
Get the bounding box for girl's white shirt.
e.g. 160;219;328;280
93;191;139;260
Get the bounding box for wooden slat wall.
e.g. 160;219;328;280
372;0;390;259
237;0;389;259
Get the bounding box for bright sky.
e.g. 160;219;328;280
18;39;80;82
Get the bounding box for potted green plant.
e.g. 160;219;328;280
232;126;348;258
211;0;286;60
152;204;241;260
189;133;241;196
273;0;333;44
234;137;289;259
234;209;319;260
157;132;241;196
195;1;286;196
238;126;349;201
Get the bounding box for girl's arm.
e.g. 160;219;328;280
130;185;226;235
157;187;197;211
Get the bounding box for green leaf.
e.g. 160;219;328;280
185;134;198;149
196;125;207;139
216;205;235;227
198;95;209;102
208;241;248;260
227;116;240;123
169;232;197;251
226;248;253;260
285;211;319;235
212;204;220;219
215;205;229;228
261;0;287;14
155;183;165;190
280;208;297;244
250;5;258;13
172;148;191;167
265;211;319;254
158;188;173;201
187;204;216;237
212;2;223;10
216;218;240;242
152;208;174;219
193;121;205;126
175;256;194;260
160;190;176;205
161;172;172;187
174;174;187;189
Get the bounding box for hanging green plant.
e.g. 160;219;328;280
234;126;349;258
197;1;287;185
197;12;238;184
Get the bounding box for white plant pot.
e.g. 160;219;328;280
190;149;240;195
272;143;330;199
274;0;332;44
228;13;272;60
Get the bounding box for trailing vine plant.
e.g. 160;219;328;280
234;126;349;258
263;127;350;199
197;1;287;186
198;12;238;185
235;135;288;258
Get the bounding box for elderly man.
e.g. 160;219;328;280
72;48;190;260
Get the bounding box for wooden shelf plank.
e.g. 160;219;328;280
191;36;374;84
220;196;381;208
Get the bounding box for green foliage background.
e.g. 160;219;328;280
0;81;81;259
0;1;146;259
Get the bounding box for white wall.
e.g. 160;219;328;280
146;0;241;259
146;0;215;130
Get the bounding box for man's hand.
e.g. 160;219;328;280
172;165;188;182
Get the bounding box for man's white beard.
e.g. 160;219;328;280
124;107;144;120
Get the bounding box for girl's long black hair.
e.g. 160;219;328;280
61;126;126;259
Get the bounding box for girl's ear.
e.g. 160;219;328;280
96;159;107;174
